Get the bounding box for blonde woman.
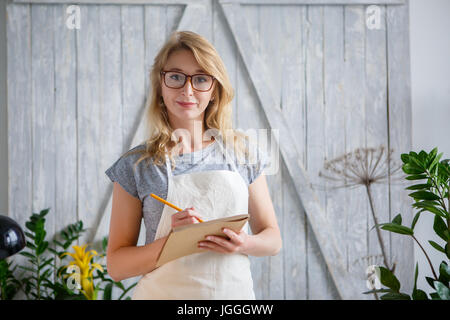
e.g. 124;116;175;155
105;31;281;300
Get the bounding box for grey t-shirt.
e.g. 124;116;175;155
105;137;269;244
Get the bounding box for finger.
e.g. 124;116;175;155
222;228;243;245
175;208;203;221
172;216;198;228
204;236;236;253
198;241;231;254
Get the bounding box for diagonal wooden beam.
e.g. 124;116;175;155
90;1;208;246
219;1;358;299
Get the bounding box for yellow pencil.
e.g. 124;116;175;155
150;193;203;223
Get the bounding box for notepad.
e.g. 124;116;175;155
155;214;249;267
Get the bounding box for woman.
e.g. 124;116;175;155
105;31;281;300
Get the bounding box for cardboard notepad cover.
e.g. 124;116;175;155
156;214;249;267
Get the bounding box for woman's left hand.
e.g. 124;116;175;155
198;228;250;254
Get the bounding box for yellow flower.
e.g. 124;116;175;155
60;244;104;300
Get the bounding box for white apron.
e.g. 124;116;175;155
131;137;255;300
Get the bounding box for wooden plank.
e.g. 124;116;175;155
305;5;340;300
54;2;78;274
386;1;414;294
0;1;7;215
119;4;146;251
6;2;32;300
234;4;270;299
212;0;238;127
259;4;285;299
221;2;356;299
363;4;391;289
6;2;32;231
76;4;102;245
277;4;307;300
30;5;57;288
341;5;369;299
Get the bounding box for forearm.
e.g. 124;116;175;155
243;227;282;257
107;236;168;282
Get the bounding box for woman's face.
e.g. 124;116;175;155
161;49;216;125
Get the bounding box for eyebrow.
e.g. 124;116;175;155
167;67;206;73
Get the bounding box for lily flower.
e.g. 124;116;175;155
59;244;104;300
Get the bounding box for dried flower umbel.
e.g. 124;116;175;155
319;146;404;275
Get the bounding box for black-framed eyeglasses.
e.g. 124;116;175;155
160;70;215;92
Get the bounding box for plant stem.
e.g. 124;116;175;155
411;235;438;280
365;184;391;271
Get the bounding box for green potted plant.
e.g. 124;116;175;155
0;208;137;300
364;148;450;300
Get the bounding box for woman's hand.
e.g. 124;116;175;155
171;207;203;228
198;228;251;255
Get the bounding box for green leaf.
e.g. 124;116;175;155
408;191;440;201
401;153;409;164
418;151;427;163
429;241;445;254
429;152;443;172
403;163;424;175
426;276;436;289
430;292;441;300
411;210;424;230
405;183;432;190
25;221;36;232
406;174;428;180
427;148;438;164
446;242;450;260
380;223;414;235
380;292;411;300
433;215;450;241
412;289;428;300
392;214;402;225
434;281;450;300
413;262;419;290
412;202;447;218
411;155;425;168
19;251;36;259
377;266;401;292
102;237;108;253
103;283;113;300
439;262;450;283
37;241;49;256
39;208;50;218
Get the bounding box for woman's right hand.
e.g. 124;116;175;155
171;207;203;228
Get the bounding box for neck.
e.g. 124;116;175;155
169;116;212;153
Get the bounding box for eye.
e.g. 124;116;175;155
170;74;182;81
195;76;207;83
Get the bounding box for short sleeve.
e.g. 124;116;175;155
105;155;139;199
245;143;270;186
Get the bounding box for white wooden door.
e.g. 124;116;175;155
7;0;413;299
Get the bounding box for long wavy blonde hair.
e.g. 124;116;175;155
126;31;249;170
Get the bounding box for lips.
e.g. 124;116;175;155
177;101;197;107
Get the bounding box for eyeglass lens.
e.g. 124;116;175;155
164;71;213;91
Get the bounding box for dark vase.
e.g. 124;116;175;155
0;215;26;259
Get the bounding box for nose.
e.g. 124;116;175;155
183;76;194;95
